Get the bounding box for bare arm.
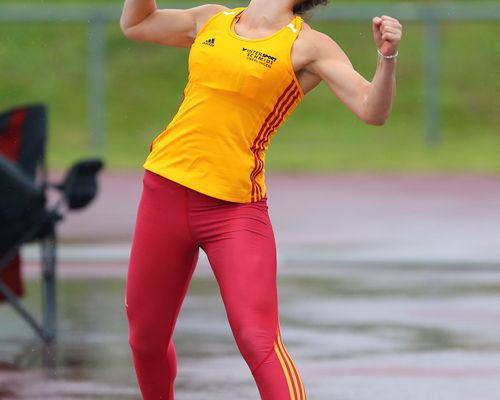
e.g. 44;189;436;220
304;16;403;125
120;1;227;47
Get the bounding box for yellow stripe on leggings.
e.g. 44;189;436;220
282;343;305;400
277;329;304;400
274;342;296;400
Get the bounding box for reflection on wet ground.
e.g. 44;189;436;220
1;262;500;399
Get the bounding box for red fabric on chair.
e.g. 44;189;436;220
0;108;26;161
0;107;29;302
0;255;24;302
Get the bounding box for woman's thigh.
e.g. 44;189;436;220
200;199;278;364
126;171;199;341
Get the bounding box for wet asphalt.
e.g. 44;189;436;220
1;172;500;399
1;260;500;399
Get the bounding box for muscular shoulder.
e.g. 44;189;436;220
192;4;229;33
294;23;349;71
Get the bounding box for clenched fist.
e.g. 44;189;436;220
372;16;403;57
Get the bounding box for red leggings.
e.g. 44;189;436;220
126;170;306;399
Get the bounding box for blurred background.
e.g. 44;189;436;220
1;1;500;399
1;0;499;171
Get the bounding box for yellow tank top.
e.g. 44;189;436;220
143;7;304;203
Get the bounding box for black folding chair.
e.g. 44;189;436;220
0;104;103;343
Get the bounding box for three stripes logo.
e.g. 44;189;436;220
202;37;216;47
250;80;301;202
274;327;306;399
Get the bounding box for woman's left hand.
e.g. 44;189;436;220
372;16;403;57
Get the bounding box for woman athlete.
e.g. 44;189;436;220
121;0;402;399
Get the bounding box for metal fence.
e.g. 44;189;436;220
1;2;500;150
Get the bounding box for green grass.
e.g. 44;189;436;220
1;1;499;171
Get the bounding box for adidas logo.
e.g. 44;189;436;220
202;38;216;47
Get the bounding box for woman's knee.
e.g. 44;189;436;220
233;324;275;369
129;332;165;360
128;315;171;360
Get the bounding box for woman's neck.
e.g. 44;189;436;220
243;0;296;29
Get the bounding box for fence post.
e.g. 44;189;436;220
424;13;441;146
88;17;106;152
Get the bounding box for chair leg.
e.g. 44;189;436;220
41;229;57;343
0;281;46;340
